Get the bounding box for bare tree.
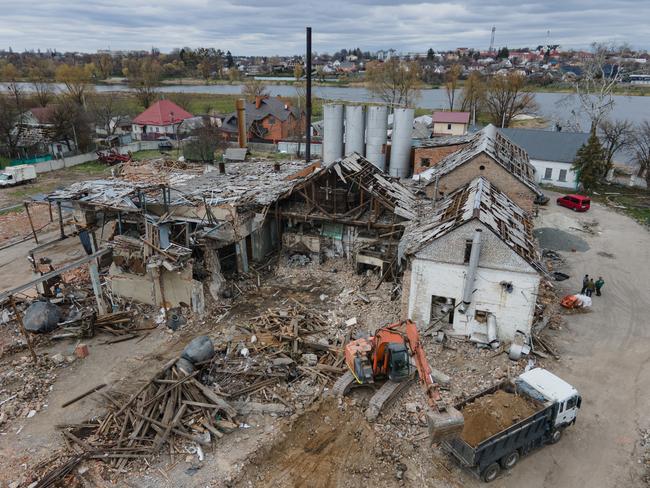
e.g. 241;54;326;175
241;79;269;101
598;119;634;174
88;93;130;137
288;83;307;155
444;64;461;111
50;97;93;153
365;59;421;108
632;121;650;188
27;63;54;107
129;59;162;109
168;92;193;112
183;121;227;162
0;90;27;159
483;72;537;128
460;71;484;125
55;64;94;106
572;43;622;132
96;53;114;80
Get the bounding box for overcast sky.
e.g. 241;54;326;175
0;0;648;55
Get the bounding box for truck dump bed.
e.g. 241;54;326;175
443;380;554;472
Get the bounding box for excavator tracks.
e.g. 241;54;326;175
330;371;356;398
366;377;414;421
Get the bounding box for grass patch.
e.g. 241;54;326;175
67;161;112;176
130;150;166;161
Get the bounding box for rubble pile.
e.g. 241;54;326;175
0;355;58;426
0;203;52;244
641;429;650;484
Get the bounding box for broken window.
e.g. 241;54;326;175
430;296;455;325
474;310;488;323
421;157;431;167
464;239;473;263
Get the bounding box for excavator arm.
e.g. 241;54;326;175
402;320;465;443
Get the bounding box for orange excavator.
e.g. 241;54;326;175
332;320;464;442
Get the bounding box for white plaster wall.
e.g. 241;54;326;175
407;259;539;340
531;159;578;189
433;122;467;136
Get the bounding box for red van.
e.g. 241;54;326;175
556;194;591;212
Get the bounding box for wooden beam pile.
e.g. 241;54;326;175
54;359;238;472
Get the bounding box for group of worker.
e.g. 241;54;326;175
581;274;605;297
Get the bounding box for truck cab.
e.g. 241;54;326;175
517;368;581;429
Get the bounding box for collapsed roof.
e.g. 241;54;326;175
414;124;540;195
399;176;542;272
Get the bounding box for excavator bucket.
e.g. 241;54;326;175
427;406;465;443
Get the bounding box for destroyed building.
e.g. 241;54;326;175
46;158;322;309
276;152;418;275
413;124;541;213
399;177;543;342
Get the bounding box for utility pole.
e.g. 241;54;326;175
305;27;312;163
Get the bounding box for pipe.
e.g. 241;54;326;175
460;229;482;313
305;26;312;162
236;98;247;148
487;313;498;347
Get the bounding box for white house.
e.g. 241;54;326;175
132;99;193;141
399;177;542;342
499;128;590;189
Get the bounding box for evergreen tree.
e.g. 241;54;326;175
497;47;510;59
427;48;434;60
226;51;234;68
572;131;607;191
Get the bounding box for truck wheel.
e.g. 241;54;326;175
549;429;562;444
482;463;500;483
500;450;520;469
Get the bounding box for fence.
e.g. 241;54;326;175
10;155;53;166
28;141;160;174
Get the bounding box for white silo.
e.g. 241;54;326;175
344;105;365;156
365;105;388;171
389;107;414;178
323;104;344;164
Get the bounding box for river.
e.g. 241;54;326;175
2;82;649;130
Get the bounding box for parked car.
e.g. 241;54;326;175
556;194;590;212
157;136;173;151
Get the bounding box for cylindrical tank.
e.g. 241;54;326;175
389;107;414;177
323;104;344;163
344;105;365;156
365;105;388;171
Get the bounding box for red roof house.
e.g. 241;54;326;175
432;111;470;136
132;100;193;140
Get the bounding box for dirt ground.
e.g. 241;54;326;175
460;390;540;447
0;188;648;487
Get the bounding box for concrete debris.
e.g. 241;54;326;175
181;335;214;364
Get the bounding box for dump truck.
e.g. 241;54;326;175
0;164;37;187
443;368;581;483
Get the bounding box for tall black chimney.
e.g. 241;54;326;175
305;26;312;163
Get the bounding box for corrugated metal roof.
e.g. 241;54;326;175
498;128;590;163
399;177;541;271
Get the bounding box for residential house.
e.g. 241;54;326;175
432;111;470;136
17;106;77;156
498;128;589;189
414;124;541;213
95;116;133;145
399;177;542;341
132;100;193;141
222;95;304;143
412;134;473;174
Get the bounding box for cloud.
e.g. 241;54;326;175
0;0;647;54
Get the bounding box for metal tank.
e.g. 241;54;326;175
390;108;415;178
323;104;344;163
344;105;365;156
365;105;388;171
389;107;414;178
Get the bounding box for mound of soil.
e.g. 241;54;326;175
234;399;376;488
460;390;540;447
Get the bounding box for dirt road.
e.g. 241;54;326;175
498;195;650;488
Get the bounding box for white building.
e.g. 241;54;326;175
399;177;542;342
499;128;590;189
